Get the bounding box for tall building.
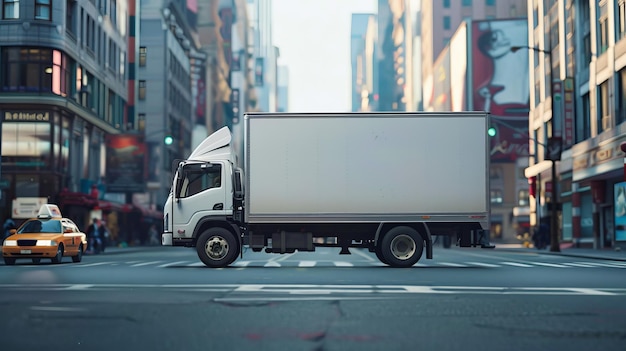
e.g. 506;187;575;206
138;1;198;216
377;0;412;111
420;0;528;93
351;13;377;112
524;0;626;250
248;0;278;113
0;0;133;233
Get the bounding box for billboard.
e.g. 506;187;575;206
105;135;147;193
450;22;468;111
432;46;451;111
472;19;530;162
472;19;529;116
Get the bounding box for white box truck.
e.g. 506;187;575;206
161;112;493;268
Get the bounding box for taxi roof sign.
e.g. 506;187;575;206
37;204;62;219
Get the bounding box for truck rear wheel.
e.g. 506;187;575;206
380;226;424;268
196;228;239;268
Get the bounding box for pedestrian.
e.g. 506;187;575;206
86;218;106;253
148;224;159;246
3;218;17;241
532;222;549;250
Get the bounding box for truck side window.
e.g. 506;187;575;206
179;164;222;198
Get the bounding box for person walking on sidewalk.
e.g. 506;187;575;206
532;222;549;250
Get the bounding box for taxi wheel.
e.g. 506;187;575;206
72;244;83;263
51;244;64;264
3;257;16;266
32;258;41;264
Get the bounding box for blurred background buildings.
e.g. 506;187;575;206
1;0;626;249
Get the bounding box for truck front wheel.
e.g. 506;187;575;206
380;226;424;268
196;228;239;268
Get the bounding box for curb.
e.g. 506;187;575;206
494;246;626;262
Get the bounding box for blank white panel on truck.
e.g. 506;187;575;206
244;113;489;219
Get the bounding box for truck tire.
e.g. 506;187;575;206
380;226;424;268
196;228;239;268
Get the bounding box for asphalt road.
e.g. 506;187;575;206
1;246;625;351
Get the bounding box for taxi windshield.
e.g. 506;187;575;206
18;219;62;234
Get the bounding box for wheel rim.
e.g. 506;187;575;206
389;234;416;260
204;236;229;260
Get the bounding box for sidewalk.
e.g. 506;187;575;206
493;242;626;262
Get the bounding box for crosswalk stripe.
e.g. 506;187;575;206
130;261;162;267
75;262;115;267
298;261;316;267
465;262;499;267
264;261;281;267
437;262;468;267
500;261;533;267
560;262;598;267
527;262;570;268
157;261;189;268
334;262;354;267
576;262;626;268
232;261;252;267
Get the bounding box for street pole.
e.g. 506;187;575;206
511;38;560;252
546;34;560;253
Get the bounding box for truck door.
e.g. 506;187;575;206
172;162;226;238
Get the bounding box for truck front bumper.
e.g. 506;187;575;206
161;233;173;246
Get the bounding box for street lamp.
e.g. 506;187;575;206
511;43;561;253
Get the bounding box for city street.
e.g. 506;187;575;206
1;245;625;351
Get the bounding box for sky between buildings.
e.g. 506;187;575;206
272;0;377;112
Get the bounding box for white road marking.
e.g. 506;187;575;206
130;261;163;267
298;261;316;267
264;261;281;267
1;284;622;296
465;262;500;267
560;262;598;267
575;262;626;268
437;262;468;267
526;262;571;268
75;262;115;267
156;261;189;268
187;262;206;267
500;261;533;267
334;261;354;267
351;249;376;262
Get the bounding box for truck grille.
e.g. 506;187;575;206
17;240;37;246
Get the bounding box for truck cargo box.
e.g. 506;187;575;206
244;112;490;224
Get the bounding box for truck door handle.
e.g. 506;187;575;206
213;203;223;210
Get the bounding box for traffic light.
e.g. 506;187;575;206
164;135;173;145
488;126;497;137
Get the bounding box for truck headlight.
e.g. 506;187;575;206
36;240;57;246
3;240;17;246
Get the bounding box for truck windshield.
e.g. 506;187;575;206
176;163;222;198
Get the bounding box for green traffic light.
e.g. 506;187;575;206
488;127;497;137
164;135;173;145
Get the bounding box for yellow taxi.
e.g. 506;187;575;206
2;204;87;265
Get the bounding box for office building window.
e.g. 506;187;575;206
490;190;503;204
35;0;51;20
617;0;626;40
462;0;472;6
138;80;146;100
443;0;450;8
618;68;626;124
598;1;609;54
486;0;495;5
2;0;18;19
575;93;590;142
443;16;451;30
518;190;530;206
139;47;147;67
598;80;610;133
